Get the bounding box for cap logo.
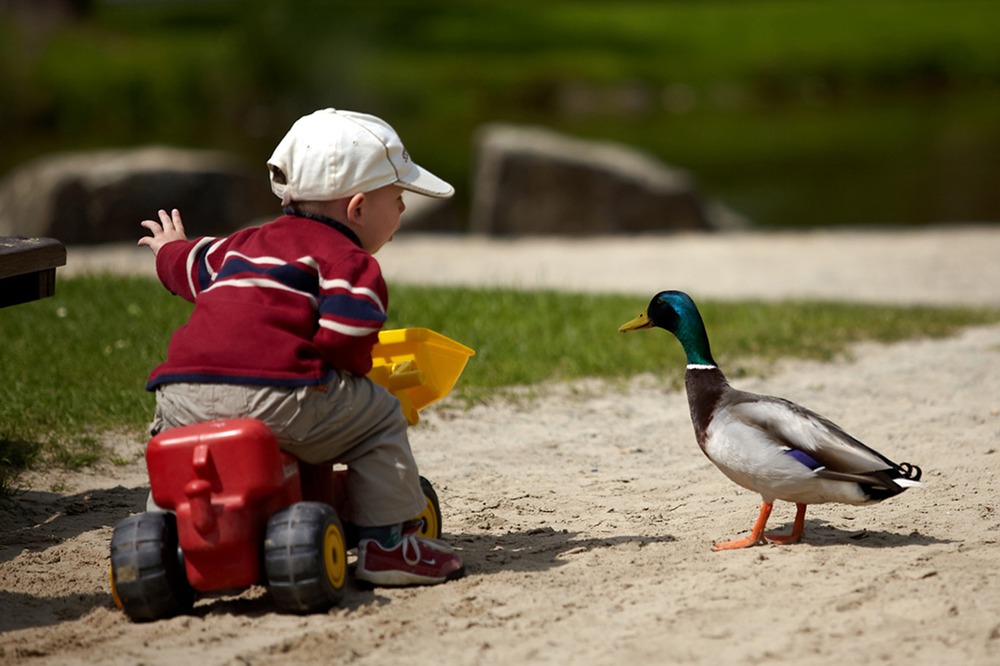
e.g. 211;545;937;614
401;148;411;163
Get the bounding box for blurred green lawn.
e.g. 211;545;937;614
1;0;998;227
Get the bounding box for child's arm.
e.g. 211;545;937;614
138;208;188;256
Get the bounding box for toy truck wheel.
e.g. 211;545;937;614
109;511;194;622
264;502;347;613
415;476;442;540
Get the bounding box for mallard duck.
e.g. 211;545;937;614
619;290;923;551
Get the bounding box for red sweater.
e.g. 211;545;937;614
146;214;387;390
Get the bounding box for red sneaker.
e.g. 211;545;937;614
356;527;464;587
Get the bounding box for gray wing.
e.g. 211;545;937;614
722;390;898;478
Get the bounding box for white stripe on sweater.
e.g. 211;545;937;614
185;237;218;296
222;250;286;267
318;319;381;337
201;277;319;308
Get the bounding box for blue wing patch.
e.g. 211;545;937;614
783;448;824;471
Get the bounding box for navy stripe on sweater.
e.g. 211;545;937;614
214;257;320;296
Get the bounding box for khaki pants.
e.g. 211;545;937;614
149;372;425;527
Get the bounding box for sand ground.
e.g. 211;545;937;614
2;226;999;665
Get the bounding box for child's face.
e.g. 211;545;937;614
357;184;405;254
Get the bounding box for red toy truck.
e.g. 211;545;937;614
109;329;474;621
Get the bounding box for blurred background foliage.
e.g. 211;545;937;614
1;0;998;228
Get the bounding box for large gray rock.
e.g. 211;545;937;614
470;124;737;236
0;147;262;244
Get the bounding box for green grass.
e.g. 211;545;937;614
390;285;1000;391
3;275;999;497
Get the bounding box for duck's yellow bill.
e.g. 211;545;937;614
618;310;652;332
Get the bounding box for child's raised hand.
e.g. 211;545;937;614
138;208;188;256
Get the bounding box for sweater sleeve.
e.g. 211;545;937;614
154;237;219;302
314;251;388;376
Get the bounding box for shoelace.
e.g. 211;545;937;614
399;533;430;566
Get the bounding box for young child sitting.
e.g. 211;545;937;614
137;108;464;586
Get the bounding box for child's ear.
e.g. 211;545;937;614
346;192;366;224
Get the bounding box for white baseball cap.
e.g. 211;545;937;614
267;108;454;205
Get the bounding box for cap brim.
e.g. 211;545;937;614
398;164;454;199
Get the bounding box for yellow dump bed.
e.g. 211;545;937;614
367;328;475;425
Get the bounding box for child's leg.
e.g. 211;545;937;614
264;372;427;527
274;374;464;585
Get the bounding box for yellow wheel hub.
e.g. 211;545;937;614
416;499;440;539
323;524;346;589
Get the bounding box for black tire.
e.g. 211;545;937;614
264;502;347;613
110;512;194;622
415;476;442;540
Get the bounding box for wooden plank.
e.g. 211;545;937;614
0;236;67;280
0;269;58;308
0;236;67;308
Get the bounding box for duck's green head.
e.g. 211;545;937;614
618;290;716;366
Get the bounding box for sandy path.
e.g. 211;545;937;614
3;227;999;665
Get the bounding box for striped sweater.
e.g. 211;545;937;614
146;214;387;390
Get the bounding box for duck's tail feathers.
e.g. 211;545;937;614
896;461;922;482
890;461;924;489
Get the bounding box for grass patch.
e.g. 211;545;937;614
2;275;998;498
389;286;1000;393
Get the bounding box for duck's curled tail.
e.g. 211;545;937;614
895;461;923;488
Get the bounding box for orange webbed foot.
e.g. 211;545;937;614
711;501;774;551
763;503;807;545
762;531;802;545
711;535;766;551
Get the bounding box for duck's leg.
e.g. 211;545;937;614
764;503;807;545
712;501;773;551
